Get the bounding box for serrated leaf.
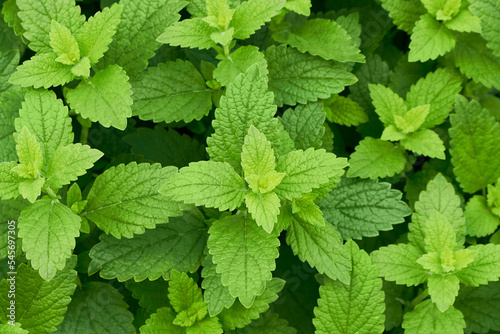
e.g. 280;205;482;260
319;177;411;240
347;137;406;179
286;217;351;284
371;243;427;286
281;102;325;150
408;14;456;62
423;211;458;254
0;89;25;163
66;64;132;130
313;240;385;334
85;162;184;238
427;274;460;312
465;195;500;237
56;282;135;334
98;0;186;77
17;0;85;53
229;0;285;39
18;178;44;203
0;257;77;333
89;209;207;281
126;278;171;313
168;270;207;327
131;60;212;124
49;20;80;65
0;162;22;200
0;50;19;96
449;95;500;193
76;4;122;65
0;323;28;334
455;244;500;286
401;129;446;159
402;300;465;334
0;198;28;259
245;191;280;233
379;0;426;33
266;45;357;107
274;148;348;201
160;161;245;211
323;95;367;127
292;194;325;226
201;254;235;317
14;126;43;179
241;125;276;177
470;0;500;56
369;83;406;126
139;307;182;333
445;9;482;33
227;311;296;334
9;53;73;89
157;18;217;50
207;214;279;308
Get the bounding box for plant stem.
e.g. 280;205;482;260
80;123;90;145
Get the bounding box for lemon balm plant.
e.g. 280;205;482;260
0;0;500;333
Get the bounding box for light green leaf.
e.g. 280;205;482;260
423;211;458;253
157;18;217;50
201;254;235;317
449;95;500;193
0;162;22;200
369;83;406;126
371;243;427;286
284;0;310;15
402;300;465;334
445;9;482;33
273;18;364;63
0;50;20;97
455;244;500;286
14;126;43;179
131;60;212;124
229;0;285;39
470;0;500;57
394;104;429;133
0;257;77;333
213;45;268;87
89;209;207;281
139;307;182;333
9;53;74;89
67;65;132;130
56;282;135;334
245;191;280;233
401;129;446;159
241;125;276;178
98;0;185;77
266;45;357;107
227;311;296;334
281;102;325;150
0;323;28;334
408;14;456;62
17;0;85;53
427;274;460;312
274;148;348;201
76;4;122;65
465;195;500;237
292;194;325;226
49;20;80;65
379;0;426;33
323;95;367;127
70;56;90;77
168;270;207;327
18;178;44;203
319;177;411;240
313;240;385;334
207;214;280;308
347;137;406;179
85;162;185;238
160;161;245;212
286;217;351;284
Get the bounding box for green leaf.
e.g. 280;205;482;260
218;278;285;331
313;240;385;334
160;161;245;212
9;53;74;89
49;20;80;65
76;3;122;65
323;95;367;127
201;254;235;317
427;274;460;312
85;162;184;238
273;18;364;63
423;211;458;254
57;282;135;334
406;68;462;129
286;217;351;284
347;137;406;179
0;89;24;163
157;18;217;50
449;95;500;193
98;0;185;77
13;126;43;179
241;125;276;177
379;0;426;33
408;14;456;62
126;278;171;313
0;198;28;259
465;195;500;237
266;45;357;107
17;0;85;53
401;129;446;159
274;148;348;201
371;243;427;286
0;50;20;96
455;244;500;286
292;193;325;226
139;307;182;333
284;0;310;16
15;90;73;165
18;178;44;203
281;102;325;150
229;0;285;39
0;257;77;333
66;65;132;130
18;199;80;281
402;300;465;334
445;9;482;33
70;56;90;77
213;45;268;87
89;209;207;281
319;177;411;240
227;311;296;334
131;60;211;124
470;0;500;57
368;83;406;126
0;323;28;334
207;64;281;172
0;162;22;200
168;270;207;327
245;191;281;233
45;143;103;190
207;214;280;307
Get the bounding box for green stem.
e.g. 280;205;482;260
45;186;58;200
80;123;90;145
409;289;429;308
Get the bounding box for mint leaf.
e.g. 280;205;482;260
369;83;406;127
49;20;80;65
157;18;217;50
229;0;285;39
319;177;411;240
379;0;425;33
313;240;385;334
89;210;207;281
445;9;482;33
0;49;19;95
0;89;24;163
202;254;235;317
470;0;500;57
66;65;132;130
168;269;207;327
0;162;22;200
402;300;465;334
266;45;357;107
455;244;500;286
207;214;280;307
323;95;368;127
465;195;500;237
281;102;325;150
131;60;212;124
126;278;171;314
400;129;446;159
428;274;460;312
245;192;281;233
139;307;181;333
9;53;74;88
13;126;43;179
85;162;184;238
227;311;296;334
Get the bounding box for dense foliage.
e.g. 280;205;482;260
1;0;500;333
